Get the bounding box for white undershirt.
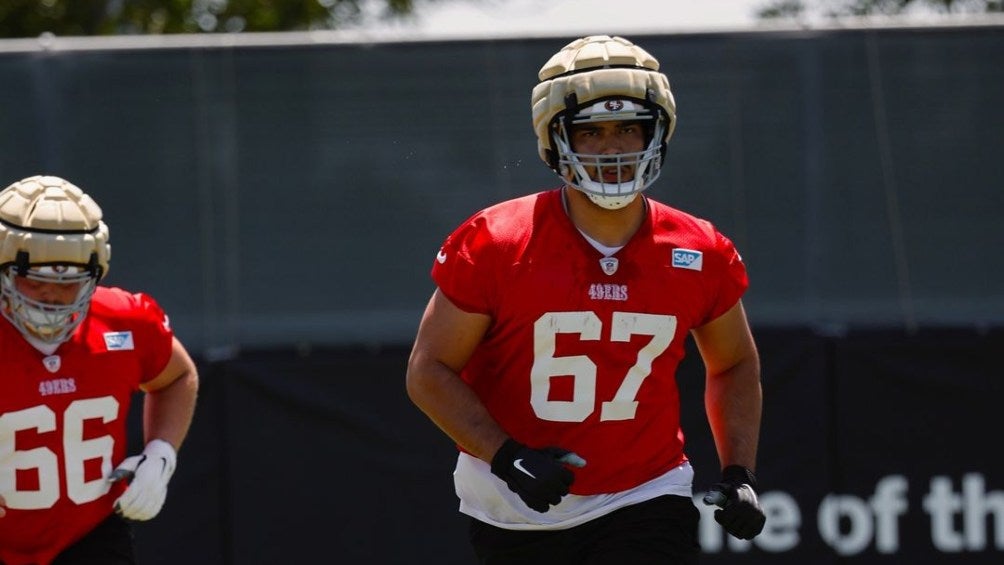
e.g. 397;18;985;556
578;230;623;257
560;187;632;257
454;453;694;530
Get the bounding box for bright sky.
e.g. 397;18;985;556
364;0;768;38
356;0;995;40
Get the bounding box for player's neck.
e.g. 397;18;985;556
562;187;646;248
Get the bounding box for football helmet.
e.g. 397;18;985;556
0;175;110;345
531;35;677;209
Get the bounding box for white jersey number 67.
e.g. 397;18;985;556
530;311;676;423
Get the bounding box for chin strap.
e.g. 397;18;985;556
586;192;638;210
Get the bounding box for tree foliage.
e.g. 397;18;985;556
756;0;1003;19
0;0;420;38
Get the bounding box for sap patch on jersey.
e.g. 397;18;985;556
671;248;703;271
104;331;135;351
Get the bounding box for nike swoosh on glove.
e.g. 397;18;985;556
489;439;586;513
109;439;177;521
702;465;766;540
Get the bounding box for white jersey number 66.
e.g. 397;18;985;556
0;397;119;509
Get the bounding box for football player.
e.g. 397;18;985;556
407;35;765;563
0;175;198;565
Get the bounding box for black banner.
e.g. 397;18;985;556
127;328;1004;564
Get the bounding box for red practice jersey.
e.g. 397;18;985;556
0;286;174;565
433;189;748;495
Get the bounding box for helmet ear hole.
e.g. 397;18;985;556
14;250;30;276
86;252;101;278
545;148;559;172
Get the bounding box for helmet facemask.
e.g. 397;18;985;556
1;259;101;345
551;94;668;210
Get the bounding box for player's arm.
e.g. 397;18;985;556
692;299;766;539
109;337;198;521
140;336;199;451
408;288;585;512
691;299;761;472
406;289;506;461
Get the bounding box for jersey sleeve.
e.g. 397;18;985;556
129;292;176;383
704;229;749;324
431;213;499;315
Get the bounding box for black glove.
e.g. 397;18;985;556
702;465;766;540
490;439;586;513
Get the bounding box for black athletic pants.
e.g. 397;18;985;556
469;494;700;564
52;514;136;565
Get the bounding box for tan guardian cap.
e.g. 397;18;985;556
0;175;110;278
531;35;677;170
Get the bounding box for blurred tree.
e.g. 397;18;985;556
756;0;1003;19
0;0;426;37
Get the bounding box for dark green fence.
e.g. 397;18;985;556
1;23;1001;354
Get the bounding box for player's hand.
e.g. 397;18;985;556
489;439;586;513
702;465;766;540
109;439;177;521
0;493;6;518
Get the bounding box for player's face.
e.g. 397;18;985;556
569;120;647;183
14;275;84;306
